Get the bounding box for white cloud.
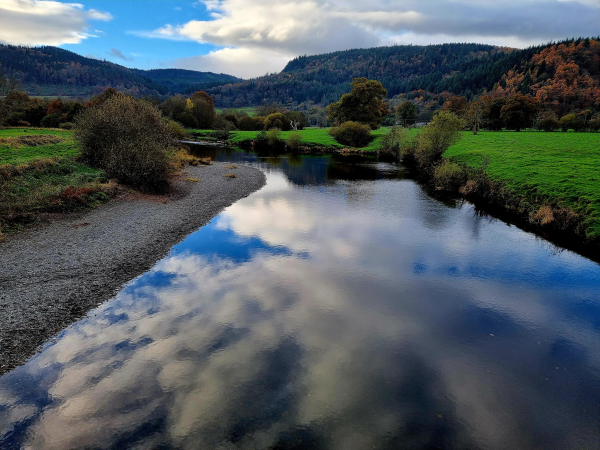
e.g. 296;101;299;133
0;0;112;46
146;0;599;78
172;47;293;78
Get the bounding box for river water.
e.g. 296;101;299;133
1;148;600;450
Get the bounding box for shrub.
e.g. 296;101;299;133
433;160;467;191
165;119;189;140
238;115;264;131
40;113;61;128
74;94;175;191
378;126;409;160
537;114;559;132
328;121;372;147
211;122;235;142
590;115;600;132
415;111;463;168
264;113;291;131
267;128;282;146
59;122;75;130
286;131;303;150
559;114;578;132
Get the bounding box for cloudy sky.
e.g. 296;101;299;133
0;0;598;78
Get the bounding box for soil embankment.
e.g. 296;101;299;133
0;163;266;375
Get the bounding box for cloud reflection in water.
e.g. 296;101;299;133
1;155;600;450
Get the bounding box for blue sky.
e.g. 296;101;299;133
63;1;217;70
0;0;598;79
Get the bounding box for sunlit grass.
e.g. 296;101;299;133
446;131;600;238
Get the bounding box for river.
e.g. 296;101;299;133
1;147;599;449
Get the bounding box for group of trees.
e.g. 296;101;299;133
0;90;84;128
393;92;600;133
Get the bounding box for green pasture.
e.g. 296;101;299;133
216;106;257;117
0;129;77;165
446;131;600;238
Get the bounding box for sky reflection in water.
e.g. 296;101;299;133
1;150;600;450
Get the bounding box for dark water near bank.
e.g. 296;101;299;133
2;148;600;450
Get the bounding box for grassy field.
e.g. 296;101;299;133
0;129;78;165
445;131;600;238
0;128;111;234
215;106;257;117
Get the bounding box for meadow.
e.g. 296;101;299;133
0;128;109;233
445;131;600;238
0;129;78;165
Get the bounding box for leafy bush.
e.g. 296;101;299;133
328;121;372;147
40;113;61;128
559;114;578;132
264;113;291;131
165;119;189;140
378;126;409;160
238;115;264;131
286;131;303;150
211;121;235;142
537;113;559;132
267;128;282;146
74;94;175;192
433;160;467;191
59;122;75;130
415;111;463;168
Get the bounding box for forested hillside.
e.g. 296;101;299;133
0;45;240;97
205;43;527;107
496;38;600;115
206;39;599;109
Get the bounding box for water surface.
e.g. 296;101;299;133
1;149;600;450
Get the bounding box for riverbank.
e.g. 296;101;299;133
191;128;600;257
0;163;266;375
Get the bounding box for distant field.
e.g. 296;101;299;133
446;131;600;238
0;129;77;165
215;107;257;117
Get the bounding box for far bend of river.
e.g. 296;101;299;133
2;147;600;450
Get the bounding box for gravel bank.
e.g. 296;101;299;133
0;163;266;375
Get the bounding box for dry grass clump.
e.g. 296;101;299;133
224;164;237;169
533;205;555;226
223;173;237;178
0;135;63;148
0;158;59;181
190;156;212;166
186;177;200;182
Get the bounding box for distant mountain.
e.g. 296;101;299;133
0;45;241;97
205;43;520;107
131;68;241;94
205;39;599;109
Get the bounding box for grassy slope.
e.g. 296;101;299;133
0;129;78;165
0;128;108;233
445;131;600;238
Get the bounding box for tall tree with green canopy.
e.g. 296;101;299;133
327;78;388;129
396;101;418;126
